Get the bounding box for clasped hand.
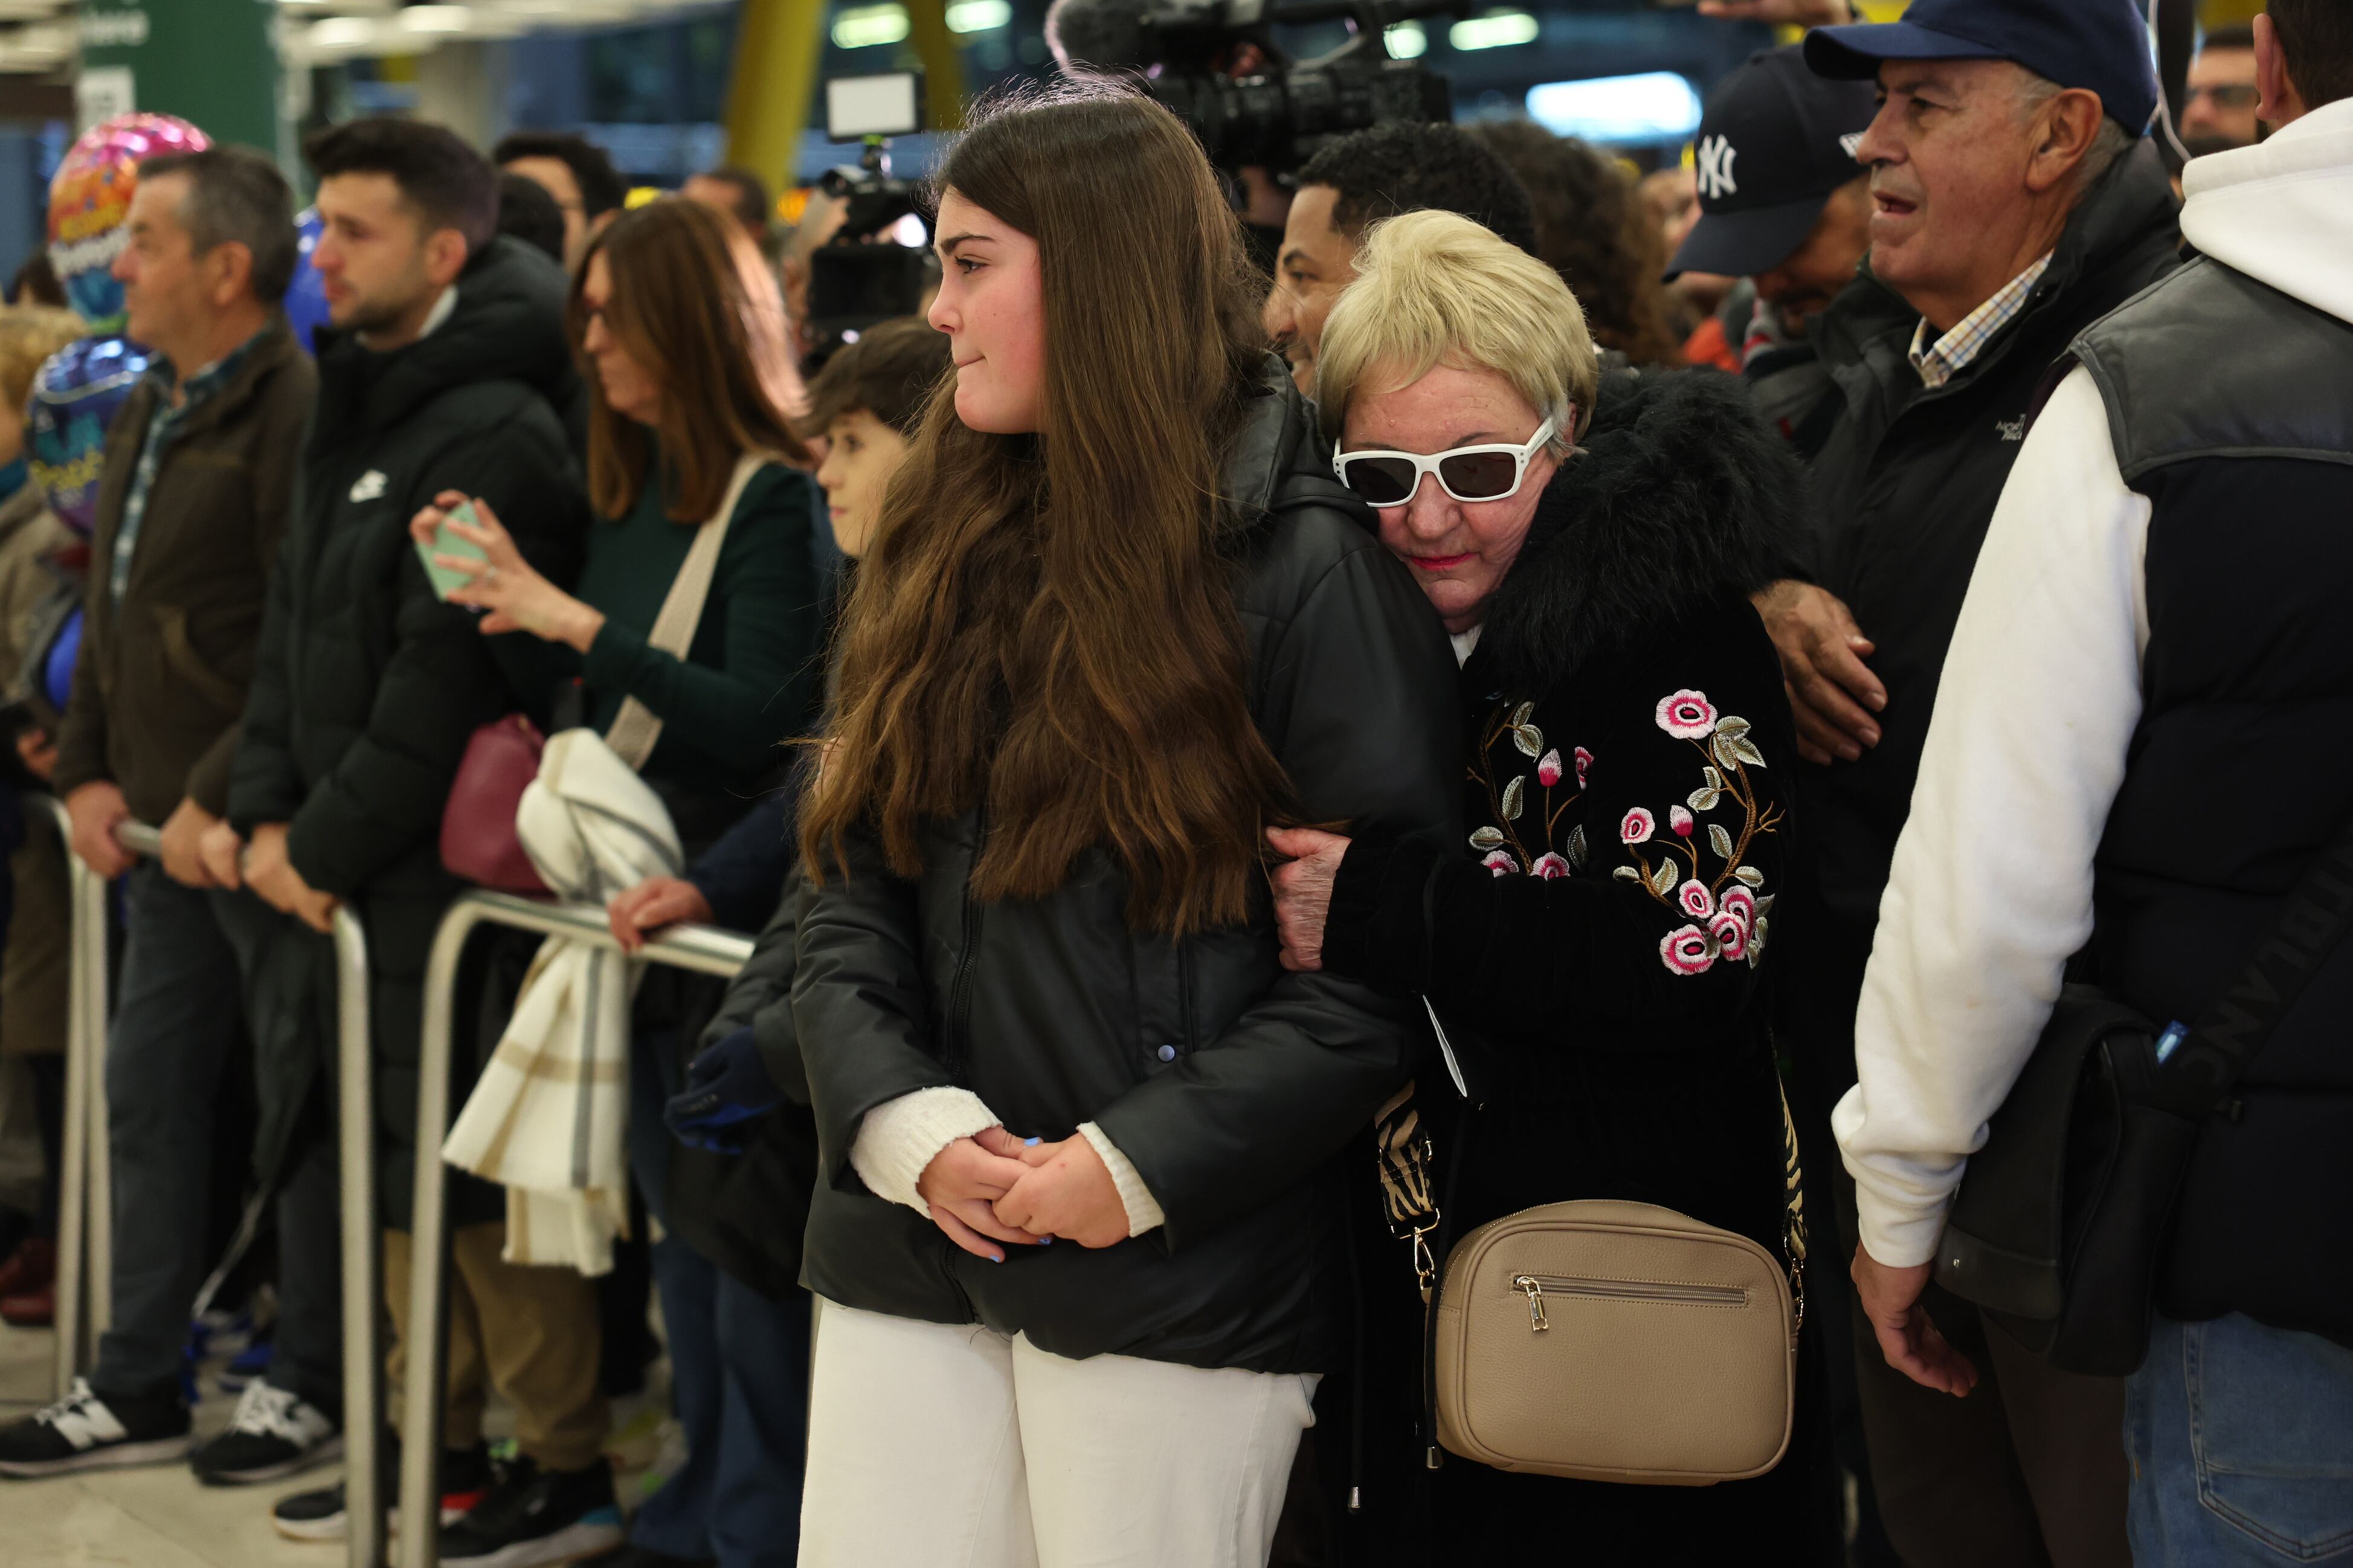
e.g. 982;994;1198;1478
915;1128;1130;1262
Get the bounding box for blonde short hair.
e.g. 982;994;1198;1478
0;306;87;420
1316;208;1599;451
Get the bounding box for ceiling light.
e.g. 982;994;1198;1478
1449;10;1537;50
831;3;909;49
946;0;1009;32
307;14;378;47
398;4;470;31
1525;71;1704;144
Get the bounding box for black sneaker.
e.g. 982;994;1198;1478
0;1378;190;1478
269;1438;495;1541
189;1381;341;1485
437;1454;624;1567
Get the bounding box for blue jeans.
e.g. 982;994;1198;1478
95;867;341;1413
2128;1313;2353;1564
628;1029;810;1567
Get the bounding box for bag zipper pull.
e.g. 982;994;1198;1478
1514;1274;1548;1333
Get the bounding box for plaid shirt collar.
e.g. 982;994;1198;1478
150;330;262;414
1908;254;2054;391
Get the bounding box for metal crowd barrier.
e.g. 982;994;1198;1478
398;890;753;1568
46;811;385;1568
34;792;107;1400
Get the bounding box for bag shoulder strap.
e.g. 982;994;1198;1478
1374;1011;1809;1344
605;451;783;771
2160;821;2353;1114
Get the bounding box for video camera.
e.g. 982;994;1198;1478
803;72;935;373
1052;0;1462;174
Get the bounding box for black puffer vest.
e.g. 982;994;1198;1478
2071;257;2353;1347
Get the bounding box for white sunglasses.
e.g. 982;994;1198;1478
1331;416;1560;506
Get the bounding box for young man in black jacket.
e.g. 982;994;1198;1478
1746;2;2182;1566
201;119;616;1566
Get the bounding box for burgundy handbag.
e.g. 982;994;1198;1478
439;713;551;895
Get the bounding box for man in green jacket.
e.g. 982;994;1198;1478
0;147;336;1485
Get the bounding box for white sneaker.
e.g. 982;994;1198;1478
188;1381;341;1486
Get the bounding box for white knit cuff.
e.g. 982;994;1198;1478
849;1087;1000;1216
1077;1122;1166;1238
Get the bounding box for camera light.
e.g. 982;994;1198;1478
947;0;1011;33
1525;71;1705;145
1449;10;1536;51
1383;21;1426;59
832;3;910;50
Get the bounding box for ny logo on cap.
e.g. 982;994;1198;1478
1696;135;1739;201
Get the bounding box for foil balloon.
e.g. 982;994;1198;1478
42;606;80;714
26;336;155;536
286;207;331;354
47;112;211;333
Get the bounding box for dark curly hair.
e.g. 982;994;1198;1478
1295;121;1540;258
1465;121;1686;368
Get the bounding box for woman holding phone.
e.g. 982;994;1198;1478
788;91;1458;1566
402;196;826;1567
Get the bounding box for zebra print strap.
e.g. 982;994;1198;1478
1778;1078;1809;1342
1373;1082;1442;1300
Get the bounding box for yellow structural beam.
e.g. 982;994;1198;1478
906;0;968;133
726;0;829;196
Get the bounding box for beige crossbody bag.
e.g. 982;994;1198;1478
1377;1006;1808;1486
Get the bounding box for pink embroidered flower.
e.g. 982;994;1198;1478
1482;849;1519;877
1710;910;1750;962
1536;749;1563;788
1660;925;1717;975
1620;808;1655;846
1531;852;1571;880
1655;690;1718;739
1670;805;1695;837
1677;879;1715;919
1720;886;1757;930
1574;746;1593;788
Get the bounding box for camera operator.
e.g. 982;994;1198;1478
1046;0;1297;257
1263;121;1537;396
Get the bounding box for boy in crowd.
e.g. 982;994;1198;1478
588;316;947;1568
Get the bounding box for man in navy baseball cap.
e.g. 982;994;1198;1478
1741;5;2180;1566
1671;45;1878;314
1804;0;2161;135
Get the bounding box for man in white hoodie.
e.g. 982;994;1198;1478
1836;2;2353;1559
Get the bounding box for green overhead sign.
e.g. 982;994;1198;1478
75;0;288;164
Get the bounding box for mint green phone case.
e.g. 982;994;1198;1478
417;500;488;601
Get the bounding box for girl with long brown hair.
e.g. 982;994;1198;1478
790;91;1458;1566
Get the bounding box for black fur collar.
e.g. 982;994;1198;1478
1478;368;1806;694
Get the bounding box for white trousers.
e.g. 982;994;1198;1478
798;1300;1319;1568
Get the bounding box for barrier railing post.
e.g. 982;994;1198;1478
333;907;384;1568
398;891;753;1568
38;794;94;1398
397;899;484;1568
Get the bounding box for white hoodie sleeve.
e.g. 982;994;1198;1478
1832;366;2152;1268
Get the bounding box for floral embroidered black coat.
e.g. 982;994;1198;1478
1321;369;1823;1555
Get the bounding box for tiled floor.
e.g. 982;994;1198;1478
0;1322;338;1567
0;1318;676;1567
